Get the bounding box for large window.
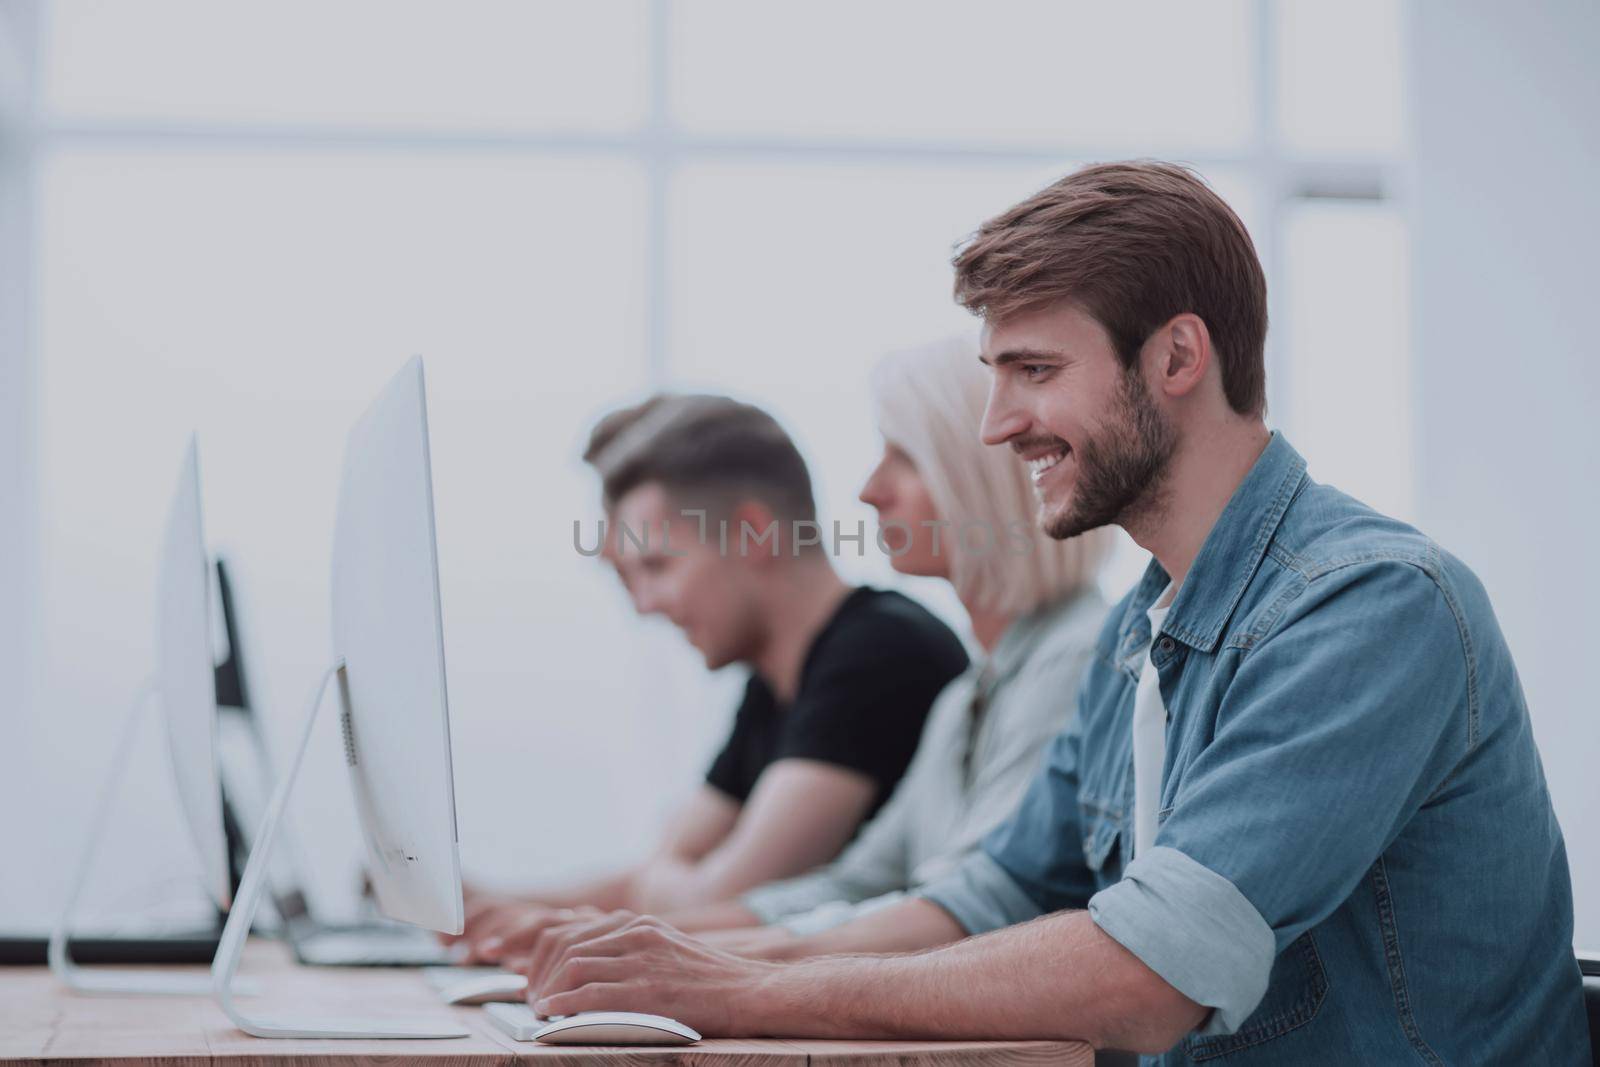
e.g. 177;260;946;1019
2;0;1409;923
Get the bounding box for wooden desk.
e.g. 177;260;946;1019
0;941;1092;1066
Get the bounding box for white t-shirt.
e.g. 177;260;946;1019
1132;583;1176;861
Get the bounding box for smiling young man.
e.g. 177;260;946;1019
520;163;1591;1062
454;394;968;960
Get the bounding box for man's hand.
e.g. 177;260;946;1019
520;909;643;994
526;913;777;1036
469;905;603;965
440;883;523;946
456;893;593;964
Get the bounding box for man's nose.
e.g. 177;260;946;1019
980;381;1029;446
630;584;661;616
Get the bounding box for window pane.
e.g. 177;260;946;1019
1282;202;1412;519
673;0;1254;151
0;5;30;123
26;148;680;917
42;0;648;132
1275;0;1405;155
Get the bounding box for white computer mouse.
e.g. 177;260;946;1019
534;1011;701;1045
437;971;528;1005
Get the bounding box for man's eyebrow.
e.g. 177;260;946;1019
979;347;1066;368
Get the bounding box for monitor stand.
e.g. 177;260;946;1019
210;661;468;1039
50;684;230;996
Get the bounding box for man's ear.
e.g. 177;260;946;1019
1147;312;1213;400
729;500;784;564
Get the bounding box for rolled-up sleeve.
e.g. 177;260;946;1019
1095;561;1470;1036
917;849;1045;935
1088;846;1274;1035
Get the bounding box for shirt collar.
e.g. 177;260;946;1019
1130;431;1307;654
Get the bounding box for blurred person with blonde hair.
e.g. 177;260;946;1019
493;334;1109;968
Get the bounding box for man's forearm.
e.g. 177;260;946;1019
760;897;965;960
631;856;708;912
663;898;763;934
738;910;1206;1054
531;867;638;912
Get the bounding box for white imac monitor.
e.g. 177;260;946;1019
330;356;463;933
50;437;233;995
211;357;467;1040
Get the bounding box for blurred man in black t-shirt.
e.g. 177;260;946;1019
455;395;968;962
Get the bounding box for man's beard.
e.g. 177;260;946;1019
1042;367;1177;541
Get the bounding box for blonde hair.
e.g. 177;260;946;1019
870;333;1110;615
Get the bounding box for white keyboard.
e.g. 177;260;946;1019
482;1003;565;1037
427;969;528;1005
296;932;457;967
421;965;505;992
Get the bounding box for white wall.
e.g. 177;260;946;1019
1409;0;1600;944
0;1;39;925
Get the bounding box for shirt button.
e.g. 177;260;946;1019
1158;636;1176;653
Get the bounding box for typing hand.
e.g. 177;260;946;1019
440;882;499;944
447;886;541;957
518;909;642;994
526;912;775;1037
470;905;603;965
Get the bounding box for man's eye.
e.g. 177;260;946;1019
1021;364;1051;380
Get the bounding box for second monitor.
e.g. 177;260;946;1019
210;357;467;1039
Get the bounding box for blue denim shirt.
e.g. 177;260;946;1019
921;433;1589;1064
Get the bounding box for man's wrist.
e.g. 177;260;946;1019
729;956;802;1033
748;929;806;962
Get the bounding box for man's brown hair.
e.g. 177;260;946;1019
583;393;817;522
953;161;1268;415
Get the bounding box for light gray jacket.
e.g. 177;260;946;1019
741;588;1107;935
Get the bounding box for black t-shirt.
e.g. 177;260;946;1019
704;587;969;818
